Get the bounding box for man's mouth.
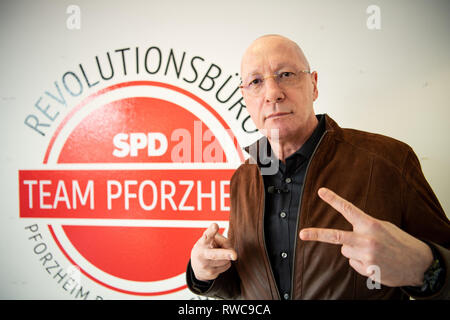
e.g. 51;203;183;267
265;112;292;120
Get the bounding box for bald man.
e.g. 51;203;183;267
186;35;450;299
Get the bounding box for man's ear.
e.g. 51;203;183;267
311;71;318;101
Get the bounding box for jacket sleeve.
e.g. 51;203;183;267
185;170;242;299
400;148;450;299
185;259;240;299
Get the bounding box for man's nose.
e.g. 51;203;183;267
264;78;285;103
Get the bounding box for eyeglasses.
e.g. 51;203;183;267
239;70;311;96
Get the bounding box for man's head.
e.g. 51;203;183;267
240;35;318;144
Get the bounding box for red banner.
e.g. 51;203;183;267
19;169;233;221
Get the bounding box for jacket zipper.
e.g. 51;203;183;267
290;130;329;299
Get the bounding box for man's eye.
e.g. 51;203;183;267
279;71;294;78
249;78;262;86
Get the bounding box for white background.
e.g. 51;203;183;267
0;0;449;299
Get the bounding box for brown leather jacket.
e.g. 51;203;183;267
187;114;450;299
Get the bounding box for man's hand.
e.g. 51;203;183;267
191;223;237;282
299;187;434;287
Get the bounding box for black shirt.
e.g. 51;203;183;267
262;114;326;300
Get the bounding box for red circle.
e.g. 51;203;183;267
44;81;240;295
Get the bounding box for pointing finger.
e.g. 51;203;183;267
204;248;237;261
201;223;219;245
299;227;356;246
318;188;371;226
207;259;233;268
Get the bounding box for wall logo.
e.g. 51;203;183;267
19;46;249;298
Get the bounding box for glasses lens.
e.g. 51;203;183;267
278;72;297;86
243;71;308;95
247;77;263;95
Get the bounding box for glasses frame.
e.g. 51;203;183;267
239;70;311;94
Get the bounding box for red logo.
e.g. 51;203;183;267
19;81;242;296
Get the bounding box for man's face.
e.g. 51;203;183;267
240;37;318;142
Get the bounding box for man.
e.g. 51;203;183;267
186;35;450;299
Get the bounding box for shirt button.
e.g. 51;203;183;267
281;252;288;259
285;177;292;184
280;211;287;219
283;293;290;300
